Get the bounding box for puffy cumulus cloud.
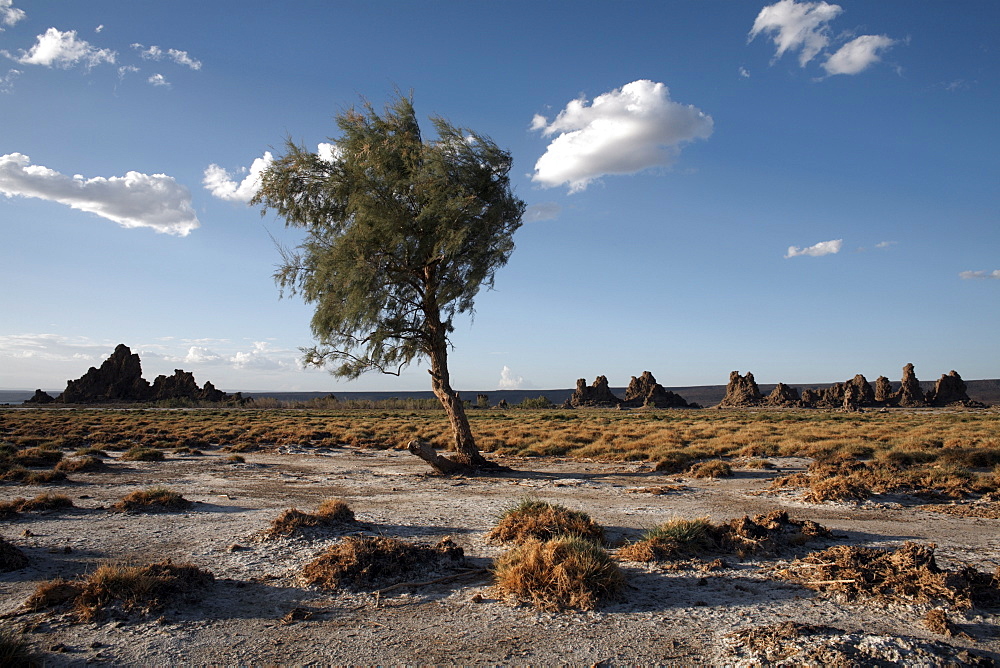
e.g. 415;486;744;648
147;73;169;87
749;0;842;66
531;80;713;193
497;366;524;390
785;238;842;258
131;43;202;70
203;152;273;204
316;142;342;163
0;153;199;236
959;270;1000;280
183;346;225;365
523;202;561;223
822;34;896;75
8;27;116;68
232;342;285;371
1;0;25;30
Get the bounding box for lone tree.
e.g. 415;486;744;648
253;94;524;472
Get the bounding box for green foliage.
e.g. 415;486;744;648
516;395;555;409
253;93;525;380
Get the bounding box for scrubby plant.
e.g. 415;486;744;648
617;517;716;562
54;455;104;473
225;454;246;463
262;499;355;539
300;536;463;589
113;487;190;513
120;446;165;462
688;459;733;479
0;494;73;519
486;499;604;545
493;535;624;611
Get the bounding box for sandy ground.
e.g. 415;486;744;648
1;444;999;666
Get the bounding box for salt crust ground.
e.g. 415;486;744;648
1;445;998;665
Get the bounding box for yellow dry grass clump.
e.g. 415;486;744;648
112;487;190;513
263;499;356;539
492;535;624;612
486;499;604;545
300;536;464;590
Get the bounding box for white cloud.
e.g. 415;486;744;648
749;0;842;66
183;346;225;364
1;0;25;30
739;66;751;79
0;152;200;236
823;34;896;75
523;202;561;223
531;80;713;193
785;238;842;258
1;67;19;93
9;27;116;68
959;270;1000;280
203;152;273;204
233;342;284;371
317;142;341;163
117;64;138;81
132;43;202;70
95;24;104;33
498;366;524;390
875;240;897;249
147;73;169;87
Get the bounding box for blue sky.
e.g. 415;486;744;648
1;0;997;393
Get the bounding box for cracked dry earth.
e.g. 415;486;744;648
2;445;999;666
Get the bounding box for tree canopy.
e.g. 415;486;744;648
253;94;524;467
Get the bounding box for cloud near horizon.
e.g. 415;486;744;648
0;153;199;235
785;238;842;258
530;79;713;193
959;270;1000;280
6;27;116;68
749;0;897;76
498;366;524;390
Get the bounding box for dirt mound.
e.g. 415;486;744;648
112;487;191;513
0;536;29;572
25;559;214;622
719;621;992;667
777;542;1000;609
300;536;465;590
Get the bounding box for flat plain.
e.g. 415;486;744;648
1;407;999;665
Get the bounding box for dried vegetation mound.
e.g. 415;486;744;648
0;537;29;572
618;511;830;562
720;621;992;667
777;542;1000;610
0;493;74;519
25;559;214;622
262;499;355;540
112;487;191;513
493;535;624;612
485;499;604;545
54;455;105;473
300;536;464;590
688;459;733;479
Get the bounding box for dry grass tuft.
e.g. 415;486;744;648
25;559;213;622
486;499;604;545
0;493;74;519
112;487;191;513
300;536;464;590
777;542;1000;609
120;446;165;462
0;627;40;667
493;535;624;612
0;537;29;572
54;455;104;473
618;511;831;562
688;459;734;479
262;499;355;539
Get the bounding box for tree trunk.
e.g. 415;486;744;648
428;342;488;468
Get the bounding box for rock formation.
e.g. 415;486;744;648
926;370;982;407
53;344;241;405
570;376;622;408
719;371;762;407
893;363;927;407
23;389;55;404
764;383;802;407
58;344;152;403
874;376;893;403
846;375;876;405
622;371;693;408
